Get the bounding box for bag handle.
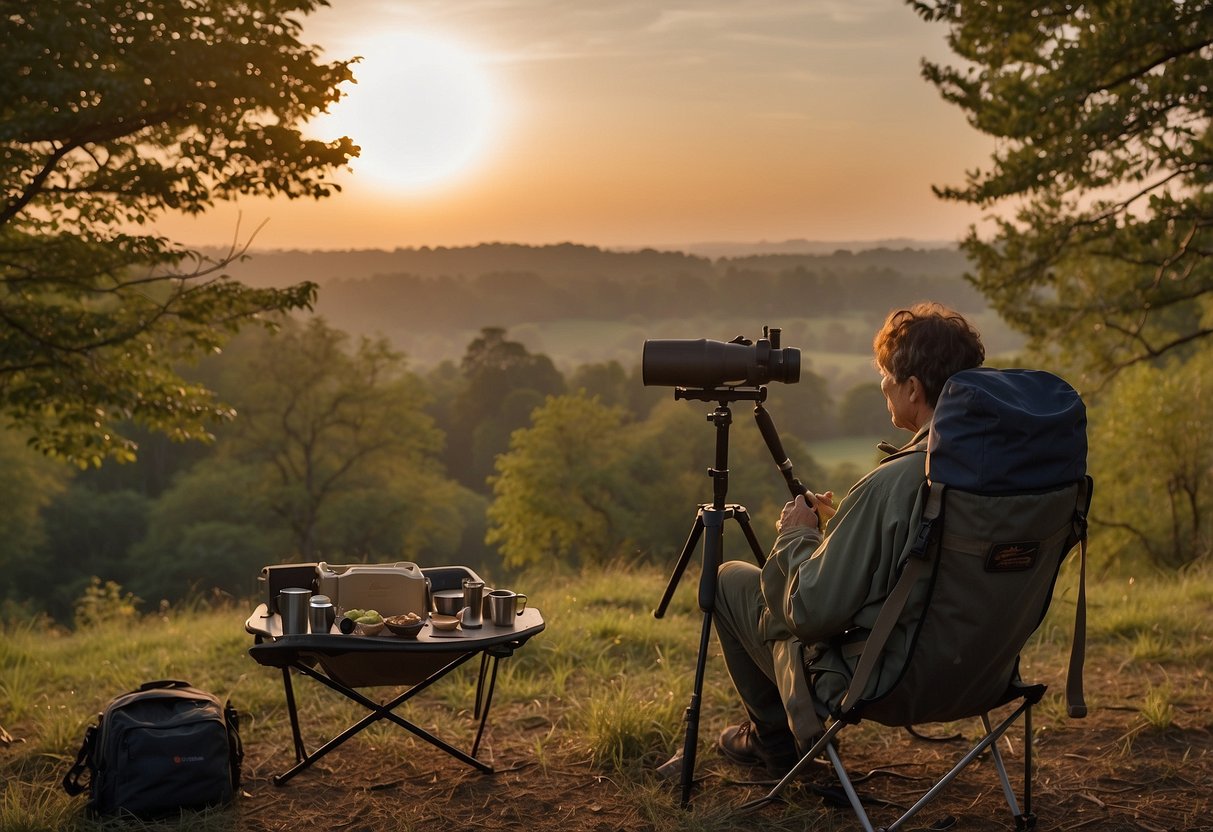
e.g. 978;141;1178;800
138;679;194;692
61;725;96;797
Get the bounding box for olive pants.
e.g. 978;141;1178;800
713;559;800;750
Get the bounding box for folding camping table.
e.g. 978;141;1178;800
245;593;544;785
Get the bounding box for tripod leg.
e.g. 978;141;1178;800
655;511;705;619
680;607;714;807
679;506;725;807
730;505;768;567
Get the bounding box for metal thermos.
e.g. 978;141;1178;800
461;578;484;628
308;594;335;634
279;587;311;635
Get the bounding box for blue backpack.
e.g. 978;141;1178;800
928;367;1087;493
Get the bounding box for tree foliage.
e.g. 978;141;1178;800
0;428;71;605
912;0;1213;380
29;486;151;617
838;382;892;437
0;0;356;464
217;319;445;561
109;319;472;602
1089;350;1211;568
486;393;630;568
447;327;566;489
763;364;836;441
486;393;829;570
618;399;829;558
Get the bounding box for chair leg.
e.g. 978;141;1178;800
825;741;877;832
982;713;1024;819
885;702;1029;832
739;726;876;832
982;709;1038;829
1023;704;1035;822
739;702;1039;831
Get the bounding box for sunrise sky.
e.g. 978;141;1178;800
159;0;996;251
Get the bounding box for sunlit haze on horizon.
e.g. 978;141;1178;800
155;0;995;252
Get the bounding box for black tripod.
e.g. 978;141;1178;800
654;386;816;807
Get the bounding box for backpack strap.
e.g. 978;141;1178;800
839;480;944;715
1066;476;1093;719
225;701;244;789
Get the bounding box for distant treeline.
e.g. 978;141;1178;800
221;243;983;336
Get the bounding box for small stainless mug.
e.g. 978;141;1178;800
461;578;485;629
487;589;527;627
279;587;311;636
308;594;335;634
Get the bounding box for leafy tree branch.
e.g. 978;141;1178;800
912;0;1213;382
0;0;357;464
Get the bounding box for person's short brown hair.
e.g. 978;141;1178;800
873;302;985;407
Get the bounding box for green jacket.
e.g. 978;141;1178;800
759;427;931;716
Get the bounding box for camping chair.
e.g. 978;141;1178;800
744;368;1092;832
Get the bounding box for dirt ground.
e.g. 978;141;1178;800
230;664;1213;832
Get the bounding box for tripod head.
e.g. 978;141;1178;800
673;385;766;405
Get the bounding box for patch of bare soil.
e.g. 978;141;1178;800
231;663;1213;832
235;741;648;832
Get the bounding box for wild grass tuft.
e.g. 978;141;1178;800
577;674;682;771
0;780;77;832
0;654;39;723
1138;683;1176;731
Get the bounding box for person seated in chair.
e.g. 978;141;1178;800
713;301;986;776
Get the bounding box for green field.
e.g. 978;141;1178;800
805;435;891;471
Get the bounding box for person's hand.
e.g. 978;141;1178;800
807;490;836;524
776;494;817;533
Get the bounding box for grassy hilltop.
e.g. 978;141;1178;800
2;562;1212;831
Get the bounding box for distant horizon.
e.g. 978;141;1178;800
211;236;962;259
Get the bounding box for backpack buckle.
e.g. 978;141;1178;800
908;518;935;559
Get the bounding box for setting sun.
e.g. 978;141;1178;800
314;31;501;193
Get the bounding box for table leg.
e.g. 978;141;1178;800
271;651;496;785
282;667;307;762
471;656;500;758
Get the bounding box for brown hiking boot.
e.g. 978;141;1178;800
717;721;800;777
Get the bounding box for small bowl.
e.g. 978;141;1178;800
430;613;461;631
432;590;464;616
384;614;425;638
354;620;385;636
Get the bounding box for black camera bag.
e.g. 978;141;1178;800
62;680;242;817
